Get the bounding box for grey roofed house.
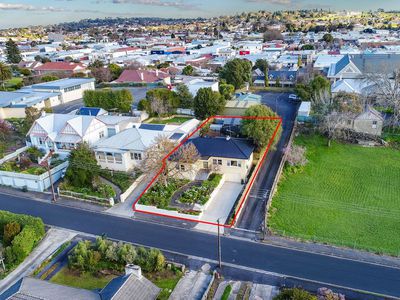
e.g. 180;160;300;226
187;137;255;160
1;265;160;300
327;54;400;79
0;90;60;108
28;78;95;91
0;277;100;300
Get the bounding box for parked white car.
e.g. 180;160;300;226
289;94;299;100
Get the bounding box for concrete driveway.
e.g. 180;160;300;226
195;181;243;233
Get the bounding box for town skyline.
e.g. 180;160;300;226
1;0;400;29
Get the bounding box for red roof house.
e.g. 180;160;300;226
34;62;88;76
115;69;171;85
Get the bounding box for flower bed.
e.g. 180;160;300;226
140;179;189;209
99;169;143;193
179;174;222;205
59;182;115;199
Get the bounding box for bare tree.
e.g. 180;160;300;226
169;143;200;178
140;135;176;185
365;70;400;130
150;95;167;118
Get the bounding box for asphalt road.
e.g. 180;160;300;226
235;92;299;231
0;193;399;297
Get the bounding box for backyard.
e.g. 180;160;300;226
149;116;193;124
269;134;400;255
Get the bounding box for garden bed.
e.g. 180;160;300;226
59;182;115;200
99;168;142;193
139;178;190;209
179;174;223;205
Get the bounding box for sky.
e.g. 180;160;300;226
1;0;400;29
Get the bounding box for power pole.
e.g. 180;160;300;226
41;151;57;202
217;218;222;269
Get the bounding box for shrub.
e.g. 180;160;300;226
9;226;39;264
26;146;44;163
274;288;317;300
3;222;21;246
0;210;45;239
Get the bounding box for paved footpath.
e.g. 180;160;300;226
0;228;76;292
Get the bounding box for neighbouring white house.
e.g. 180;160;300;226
177;136;255;183
331;78;375;96
180;79;219;97
94;119;200;172
24;78;95;105
27;113;136;157
0;90;60;119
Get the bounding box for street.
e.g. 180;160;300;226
235;92;299;231
0;193;399;297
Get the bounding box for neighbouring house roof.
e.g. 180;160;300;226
331;79;375;95
355;105;384;121
115;69;169;83
188;137;255;160
0;90;59;108
34;62;86;72
100;273;160;300
1;277;100;300
77;107;108;116
29;78;95;90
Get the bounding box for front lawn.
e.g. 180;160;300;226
50;266;117;290
149;116;193;124
146;267;183;300
269;134;400;255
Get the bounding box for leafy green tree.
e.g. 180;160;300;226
219;83;235;100
118;243;137;264
0;62;12;90
3;222;21;246
273;288;317;300
176;84;193;108
219;58;252;89
241;104;282;149
253;59;268;73
182;65;194;76
20;68;31;76
83;89;133;113
194;88;226;119
323;33;334;43
144;88;180;117
41;75;59;82
301;44;315;50
109;63;123;80
6;39;22;64
9;226;38;264
65;143;100;188
88;59;104;69
23;107;41;134
157;62;170;69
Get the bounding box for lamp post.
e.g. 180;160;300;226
217;218;222;269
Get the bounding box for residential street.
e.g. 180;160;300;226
235;92;299;231
0;193;399;298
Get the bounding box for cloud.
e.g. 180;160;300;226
111;0;198;10
0;2;65;12
246;0;292;6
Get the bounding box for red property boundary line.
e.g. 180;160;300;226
132;115;283;228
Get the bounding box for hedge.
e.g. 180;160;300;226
0;210;45;239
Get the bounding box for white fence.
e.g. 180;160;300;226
0;161;68;192
0;146;28;165
120;174;145;203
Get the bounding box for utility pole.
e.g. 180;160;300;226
41;150;57;202
217;218;222;269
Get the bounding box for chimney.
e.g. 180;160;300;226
125;264;142;279
140;72;144;81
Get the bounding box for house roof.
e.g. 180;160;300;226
77;107;108;116
30;78;95;90
188;137;255;160
2;277;100;300
0;90;60;108
100;273;160;300
115;69;169;83
34;62;86;71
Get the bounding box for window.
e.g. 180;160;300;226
372;120;378;129
228;160;238;167
131;152;142;160
180;164;185;171
213;159;222;165
347;120;352;125
99;131;104;139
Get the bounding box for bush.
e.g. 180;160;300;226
274;288;317;300
0;210;45;239
83;89;133;113
26;146;44;163
3;222;21;246
8;226;38;264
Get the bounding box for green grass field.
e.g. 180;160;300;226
269;135;400;255
50;267;116;290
